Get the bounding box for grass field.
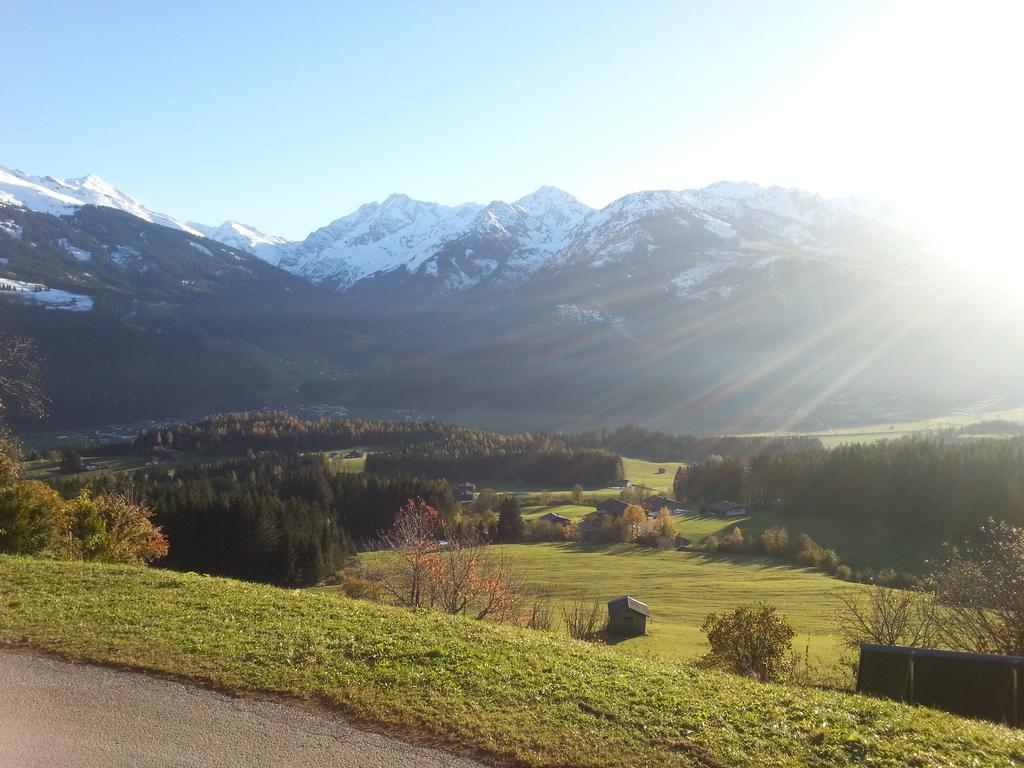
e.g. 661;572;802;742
3;556;1021;768
21;451;232;481
362;543;862;670
517;505;938;574
483;457;684;499
749;403;1024;448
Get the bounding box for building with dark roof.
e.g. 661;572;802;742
708;500;747;517
595;498;629;517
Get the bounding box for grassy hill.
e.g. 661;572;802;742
2;556;1022;767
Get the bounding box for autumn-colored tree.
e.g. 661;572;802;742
373;497;527;623
655;507;675;539
64;489;169;565
623;504;647;540
377;498;442;608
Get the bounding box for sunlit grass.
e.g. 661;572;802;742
3;556;1022;767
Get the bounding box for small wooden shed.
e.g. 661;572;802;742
607;596;649;637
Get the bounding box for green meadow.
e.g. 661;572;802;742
361;542;862;670
3;556;1021;768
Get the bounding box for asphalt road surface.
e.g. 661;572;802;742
0;651;484;768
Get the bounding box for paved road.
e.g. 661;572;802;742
0;651;484;768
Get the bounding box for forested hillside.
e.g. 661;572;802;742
675;437;1024;541
54;453;456;586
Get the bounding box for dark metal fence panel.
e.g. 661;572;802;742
857;649;912;702
858;644;1024;727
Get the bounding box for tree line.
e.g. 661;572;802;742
133;412;452;454
675;438;1024;538
53;452;457;587
565;424;823;462
365;438;623;487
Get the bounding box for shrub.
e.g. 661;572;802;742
521;595;555;631
0;479;67;556
563;598;606;640
759;526;790;556
337;573;385;601
65;489;169;565
525;519;572;543
701;603;796;681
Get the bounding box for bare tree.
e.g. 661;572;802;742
0;333;47;419
933;520;1024;655
371;498;526;623
836;584;938;649
375;499;442;608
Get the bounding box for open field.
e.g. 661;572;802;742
3;556;1021;768
517;506;938;574
21;445;373;481
21;451;232;481
486;457;683;499
362;543;862;669
748;403;1024;448
695;512;945;574
521;504;595;521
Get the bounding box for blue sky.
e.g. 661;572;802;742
2;1;1021;250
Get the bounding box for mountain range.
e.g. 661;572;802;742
1;163;1021;434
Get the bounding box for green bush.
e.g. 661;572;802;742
701;603;797;681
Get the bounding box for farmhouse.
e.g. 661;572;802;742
455;482;477;503
538;512;571;526
607;595;648;637
641;495;682;515
344;448;364;459
708;500;747;517
595;498;629;517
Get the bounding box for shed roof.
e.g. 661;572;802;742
642;494;680;511
596;498;629;516
539;513;572;524
708;500;744;513
607;595;649;616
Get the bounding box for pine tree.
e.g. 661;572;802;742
496;496;523;543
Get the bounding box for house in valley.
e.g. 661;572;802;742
538;512;572;526
455;482;477;503
708;500;748;517
595;498;629;517
641;495;683;516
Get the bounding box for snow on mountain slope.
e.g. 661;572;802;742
276;187;594;289
2;162;918;297
0;166;202;235
188;220;289;263
276;194;485;286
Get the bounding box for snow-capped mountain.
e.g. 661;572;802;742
0;166;201;235
268;181;919;295
1;162;919;300
274;186;594;290
188;220;289;263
